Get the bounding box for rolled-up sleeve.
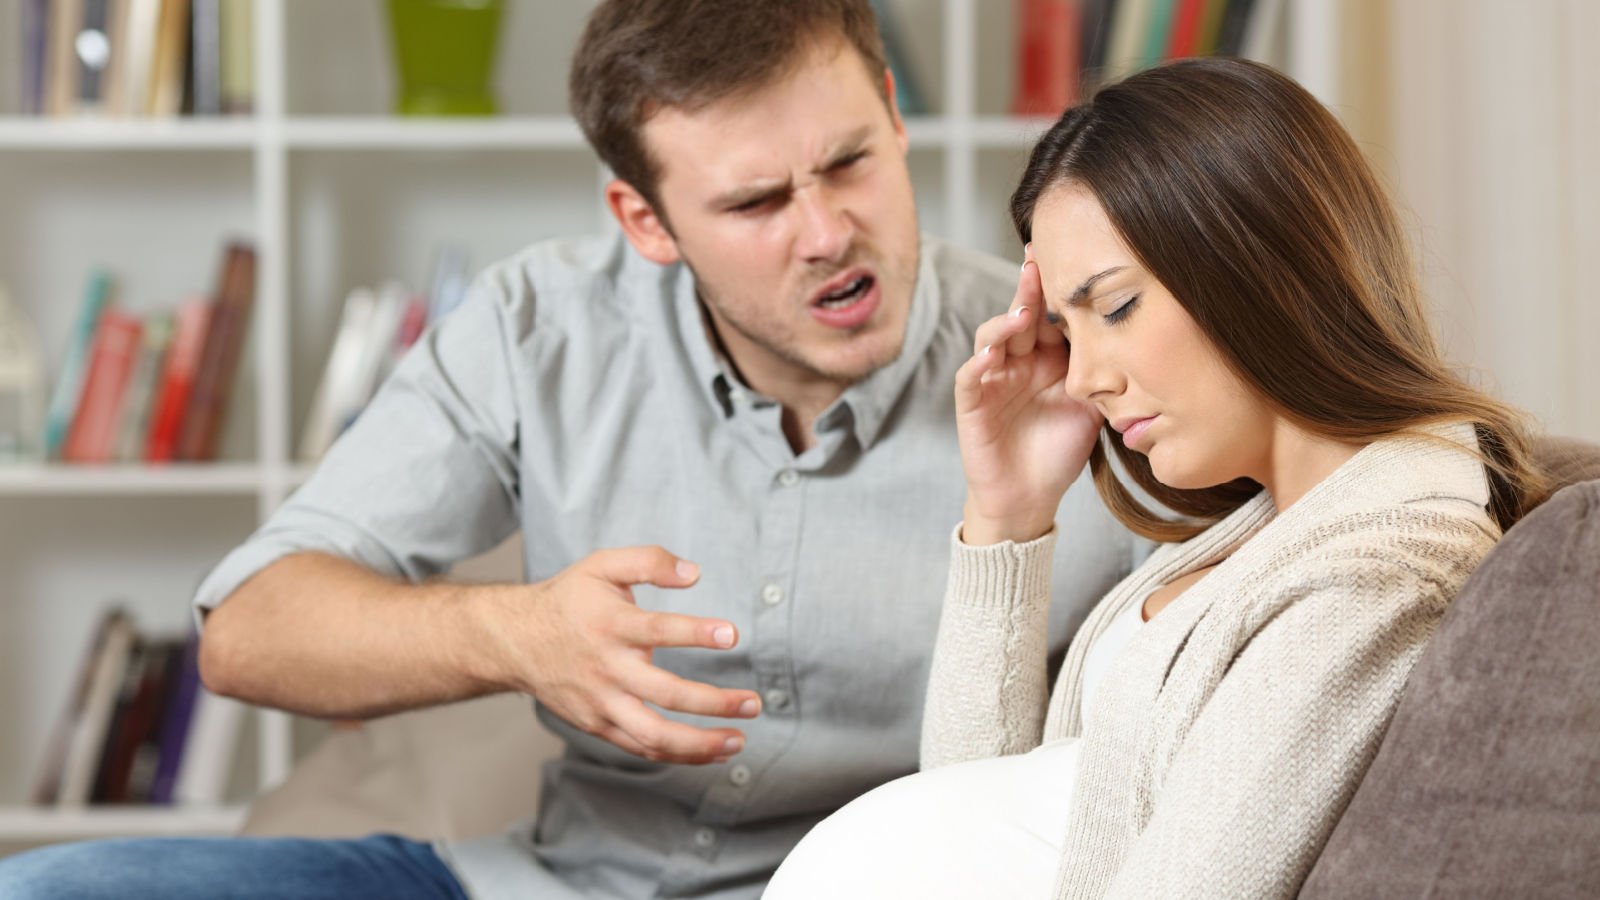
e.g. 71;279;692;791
192;271;527;623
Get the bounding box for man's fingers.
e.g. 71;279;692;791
585;545;700;590
623;609;738;650
621;662;761;719
610;697;747;764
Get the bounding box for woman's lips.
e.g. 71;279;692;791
1118;416;1157;449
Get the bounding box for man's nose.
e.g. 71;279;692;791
793;186;852;264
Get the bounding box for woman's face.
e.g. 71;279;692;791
1031;183;1278;490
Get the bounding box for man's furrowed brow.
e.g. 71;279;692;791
814;125;874;172
709;179;791;211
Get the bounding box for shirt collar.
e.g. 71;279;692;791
670;238;944;446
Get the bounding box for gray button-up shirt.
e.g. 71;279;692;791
193;233;1147;899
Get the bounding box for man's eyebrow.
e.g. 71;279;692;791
708;126;877;211
814;126;873;172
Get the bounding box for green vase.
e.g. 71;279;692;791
386;0;504;116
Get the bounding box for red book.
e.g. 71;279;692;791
1167;0;1208;58
145;297;213;463
1011;0;1082;117
177;242;256;461
62;311;144;464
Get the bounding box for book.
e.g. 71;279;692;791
22;0;51;115
1103;0;1154;81
298;287;379;461
1139;0;1178;71
218;0;254;114
1240;0;1287;64
56;609;138;807
115;313;173;462
869;0;927;115
125;638;185;802
42;270;115;460
148;631;202;805
45;0;85;116
1215;0;1259;57
115;0;164;116
147;0;191;116
190;0;222;115
31;608;124;804
1166;0;1208;58
62;309;143;463
90;635;150;803
1011;0;1081;117
1197;0;1230;55
145;297;211;462
176;242;256;461
1079;0;1118;90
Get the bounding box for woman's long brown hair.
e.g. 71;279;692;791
1011;58;1548;542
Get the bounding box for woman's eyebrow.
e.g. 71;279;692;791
1045;265;1128;326
1063;266;1127;308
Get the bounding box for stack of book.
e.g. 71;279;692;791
20;0;256;118
299;245;471;461
42;242;256;465
1013;0;1287;117
32;608;244;808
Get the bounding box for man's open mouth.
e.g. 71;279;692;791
815;275;875;309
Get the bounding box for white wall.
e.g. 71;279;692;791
1383;0;1599;442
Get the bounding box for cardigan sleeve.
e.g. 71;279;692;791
1095;563;1453;900
919;524;1058;771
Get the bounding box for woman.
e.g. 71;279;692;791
765;58;1548;898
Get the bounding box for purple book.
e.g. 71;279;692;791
22;0;48;116
149;631;202;805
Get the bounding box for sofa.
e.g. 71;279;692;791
242;437;1600;896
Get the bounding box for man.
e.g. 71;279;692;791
0;1;1141;897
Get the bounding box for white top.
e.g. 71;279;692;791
764;597;1147;899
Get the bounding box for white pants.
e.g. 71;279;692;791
764;738;1081;899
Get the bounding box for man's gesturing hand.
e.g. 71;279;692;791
481;546;760;765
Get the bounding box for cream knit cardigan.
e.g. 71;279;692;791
921;425;1500;899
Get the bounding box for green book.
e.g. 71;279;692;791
42;270;114;461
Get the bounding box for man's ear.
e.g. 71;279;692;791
883;68;909;156
606;179;680;266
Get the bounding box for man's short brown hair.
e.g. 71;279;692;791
570;0;890;215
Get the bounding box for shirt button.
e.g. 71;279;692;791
693;826;717;848
760;583;784;606
728;387;747;405
777;468;800;487
764;688;791;710
729;764;753;786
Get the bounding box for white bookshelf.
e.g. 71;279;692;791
0;0;1332;849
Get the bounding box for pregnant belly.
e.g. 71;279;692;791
764;738;1082;899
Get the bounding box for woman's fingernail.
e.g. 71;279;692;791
1010;306;1028;319
981;344;992;356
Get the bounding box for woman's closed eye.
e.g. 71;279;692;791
1103;294;1140;325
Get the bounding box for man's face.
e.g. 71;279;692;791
642;38;921;392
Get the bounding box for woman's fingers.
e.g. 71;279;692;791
1005;261;1046;356
954;343;998;414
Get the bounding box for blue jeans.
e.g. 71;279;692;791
0;833;469;899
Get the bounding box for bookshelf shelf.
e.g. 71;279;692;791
283;116;585;150
0;806;246;841
0;119;258;150
0;465;289;496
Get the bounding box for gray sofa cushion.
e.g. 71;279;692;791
1300;477;1600;898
